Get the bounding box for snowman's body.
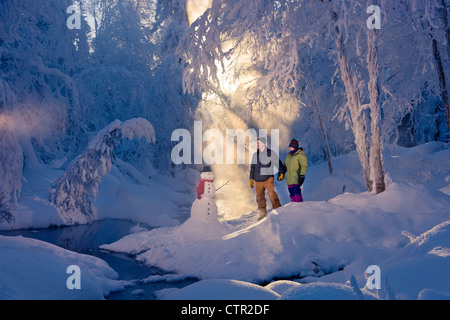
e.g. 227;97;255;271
190;171;218;222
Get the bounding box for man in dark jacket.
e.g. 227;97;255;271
249;137;286;219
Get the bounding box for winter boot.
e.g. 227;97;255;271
258;208;268;221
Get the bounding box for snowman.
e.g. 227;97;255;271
190;166;218;222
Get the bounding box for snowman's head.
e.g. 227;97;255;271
200;171;214;180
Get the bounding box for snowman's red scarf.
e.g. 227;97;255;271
196;179;214;199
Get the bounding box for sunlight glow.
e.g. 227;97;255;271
0;114;8;129
193;36;304;220
186;0;212;26
0;103;66;138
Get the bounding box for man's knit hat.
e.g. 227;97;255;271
257;137;267;145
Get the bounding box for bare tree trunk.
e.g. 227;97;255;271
437;0;450;135
306;69;334;175
432;38;450;136
439;0;450;60
367;30;386;194
404;0;450;137
334;24;373;191
0;193;15;226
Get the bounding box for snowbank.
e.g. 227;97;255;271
102;142;450;299
101;190;449;282
94;165;193;227
2;142;449;300
156;279;281;300
0;235;128;299
156;278;380;300
143;215;450;301
378;220;450;299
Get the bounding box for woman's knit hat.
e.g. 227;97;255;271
289;139;299;149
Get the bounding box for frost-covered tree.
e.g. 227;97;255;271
177;0;449;193
49;118;156;225
304;67;334;175
330;3;373;191
394;0;450;144
0;0;92;201
0;120;20;226
367;26;385;194
330;0;389;193
177;0;295;112
419;0;450;133
0;0;194;204
92;0;157;69
0;124;23;204
176;0;367;181
81;0;192;174
0;191;15;226
2;0;448;216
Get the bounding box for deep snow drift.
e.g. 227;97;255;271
1;142;449;299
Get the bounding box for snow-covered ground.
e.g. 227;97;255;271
102;142;450;300
1;142;449;299
0;235;129;299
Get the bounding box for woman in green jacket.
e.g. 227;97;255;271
284;139;308;202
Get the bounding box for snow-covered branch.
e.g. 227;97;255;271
0;124;24;204
48;118;156;225
0;190;15;226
